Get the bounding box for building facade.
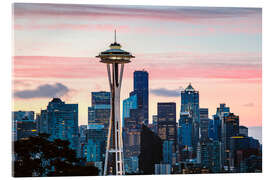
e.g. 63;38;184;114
133;70;149;125
44;98;79;153
180;84;200;157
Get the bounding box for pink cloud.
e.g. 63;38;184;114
14;23;131;32
13;56;107;79
13;55;261;82
13;4;261;35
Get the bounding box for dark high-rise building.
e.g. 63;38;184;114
199;108;208;119
211;103;231;170
92;91;111;106
79;125;88;159
87;91;111;170
223;112;239;171
229;136;261;173
180;83;199;157
13;111;35;121
197;139;222;173
123;109;141;158
45;98;79;153
133;70;149;125
239;126;248;137
13;117;37;141
139;125;163;174
88;91;111;129
12;111;35;141
122;94;137;128
157;103;177;142
178;112;193;161
86;124;106;163
36;110;49;134
157;102;177;164
180;84;199;123
152;115;158;134
199;108;210;141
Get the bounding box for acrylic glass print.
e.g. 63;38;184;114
12;3;262;177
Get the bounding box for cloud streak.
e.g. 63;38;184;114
243;102;255;107
151;88;182;97
14;3;261;23
14;83;69;99
13;55;261;81
13;4;261;35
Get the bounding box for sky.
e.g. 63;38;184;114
12;3;262;131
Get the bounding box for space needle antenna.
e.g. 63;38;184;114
114;29;117;43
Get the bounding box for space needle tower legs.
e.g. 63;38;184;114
96;31;135;176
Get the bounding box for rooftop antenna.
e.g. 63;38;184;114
114;29;116;43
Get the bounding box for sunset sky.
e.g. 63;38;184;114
13;3;262;130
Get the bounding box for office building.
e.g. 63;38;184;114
122;94;137;128
154;164;171;175
42;98;79;153
13;111;36;141
199;108;210;141
180;84;200;157
86;124;106;163
157;102;177;143
223;112;239;171
239;126;248;137
139;125;163;175
88;91;111;128
132;70;149;125
15;118;37;140
79;125;88;159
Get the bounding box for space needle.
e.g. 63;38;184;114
96;31;135;175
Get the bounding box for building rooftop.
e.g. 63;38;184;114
51;98;63;103
185;83;195;91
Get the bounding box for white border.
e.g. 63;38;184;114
2;0;269;180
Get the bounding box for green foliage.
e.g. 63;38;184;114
13;133;99;177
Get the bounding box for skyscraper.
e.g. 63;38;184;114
139;124;163;175
13;112;37;141
223;113;239;170
86;124;106;163
132;70;149;125
79;125;88;159
180;83;199;157
239;126;248;137
12;111;35;141
178;112;193;161
199;108;210;141
122;94;137;128
44;98;79;153
122;70;148;173
36;110;49;134
157;102;177;165
88;91;111;128
123;109;141;160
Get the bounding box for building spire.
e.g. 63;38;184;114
114;29;117;43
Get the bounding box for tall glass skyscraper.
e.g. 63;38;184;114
122;94;137;128
86;124;106;162
157;102;177;164
180;83;200;157
199;108;210;141
88;91;111;128
133;70;149;125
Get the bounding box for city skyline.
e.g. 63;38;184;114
13;3;261;129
